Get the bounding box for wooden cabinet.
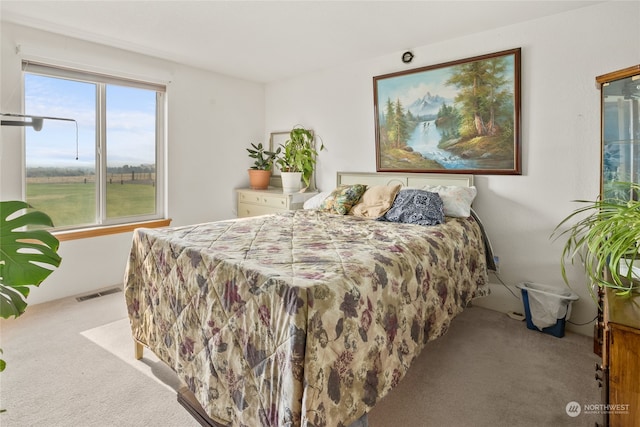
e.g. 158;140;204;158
601;290;640;427
595;65;640;427
236;188;318;218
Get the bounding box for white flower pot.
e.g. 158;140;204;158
281;172;302;193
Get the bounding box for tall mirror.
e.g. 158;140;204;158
597;65;640;200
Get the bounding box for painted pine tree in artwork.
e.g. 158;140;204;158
382;97;411;149
446;57;512;140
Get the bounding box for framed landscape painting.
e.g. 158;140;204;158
373;48;521;175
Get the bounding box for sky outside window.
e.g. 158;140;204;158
25;74;96;169
25;75;157;169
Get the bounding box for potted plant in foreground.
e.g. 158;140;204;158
275;125;324;193
552;182;640;298
0;201;62;384
246;142;280;190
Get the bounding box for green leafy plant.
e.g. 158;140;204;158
246;142;280;171
275;126;325;187
552;182;640;298
1;201;62;318
1;201;62;379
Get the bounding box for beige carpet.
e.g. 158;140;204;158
0;290;199;427
80;318;182;393
0;290;603;426
367;303;602;426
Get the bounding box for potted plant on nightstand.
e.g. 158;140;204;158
246;142;280;190
552;182;640;298
275;125;324;193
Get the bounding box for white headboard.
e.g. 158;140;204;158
336;171;474;188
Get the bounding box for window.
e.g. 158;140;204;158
23;62;165;231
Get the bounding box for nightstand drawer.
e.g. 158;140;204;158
237;202;280;218
236;188;318;218
238;192;289;209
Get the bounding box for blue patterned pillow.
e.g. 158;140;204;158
378;189;444;226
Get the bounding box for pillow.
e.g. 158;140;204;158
379;189;444;226
420;185;477;217
319;184;367;215
303;191;331;209
349;184;402;218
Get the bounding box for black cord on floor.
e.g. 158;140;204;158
491;270;521;299
567;315;598;326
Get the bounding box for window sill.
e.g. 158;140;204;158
53;219;172;242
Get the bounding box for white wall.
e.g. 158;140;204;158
265;1;640;335
1;22;265;304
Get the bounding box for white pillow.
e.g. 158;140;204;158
420;185;477;217
303;191;331;209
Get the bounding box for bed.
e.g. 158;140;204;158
124;171;492;427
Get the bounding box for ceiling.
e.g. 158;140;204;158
1;1;602;83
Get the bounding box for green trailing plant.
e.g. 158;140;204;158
275;126;325;187
552;182;640;298
0;201;62;381
246;142;280;171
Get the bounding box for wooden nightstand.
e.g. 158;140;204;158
236;188;318;218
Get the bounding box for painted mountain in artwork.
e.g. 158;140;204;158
407;92;452;118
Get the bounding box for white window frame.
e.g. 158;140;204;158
22;61;167;232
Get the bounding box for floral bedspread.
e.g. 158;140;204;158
124;210;488;427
